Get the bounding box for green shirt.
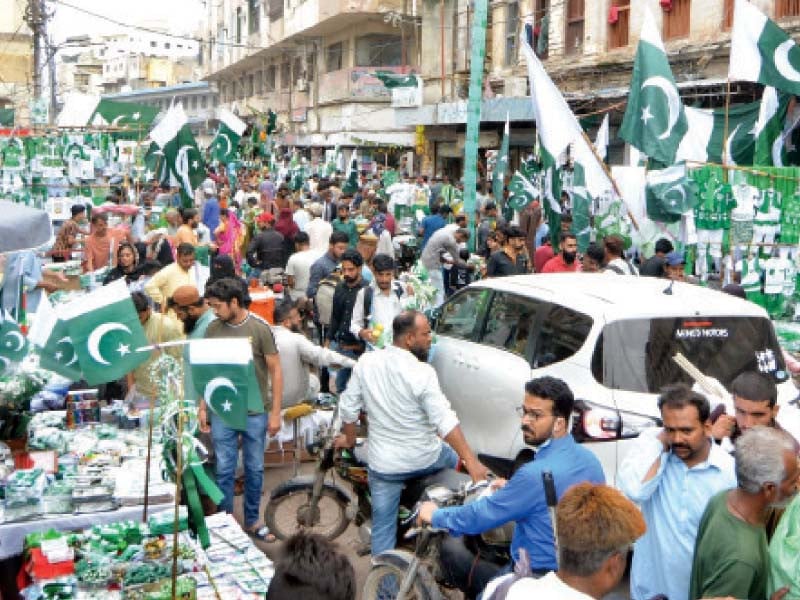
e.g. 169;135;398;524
205;313;278;413
331;218;358;248
689;491;769;600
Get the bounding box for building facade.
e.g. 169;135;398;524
0;0;33;125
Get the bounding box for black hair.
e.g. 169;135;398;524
205;277;249;308
484;202;497;212
131;291;150;313
180;208;198;224
505;225;525;239
657;384;711;422
372;253;394;273
91;213;108;224
459;248;470;261
585;242;605;264
655;238;674;255
329;231;349;246
295;231;310;245
731;371;777;407
70;204;86;217
560;213;574;224
138;260;162;276
274;299;298;324
524;377;575;419
266;532;355;600
341;248;364;268
393;310;423;342
560;232;577;244
176;243;196;257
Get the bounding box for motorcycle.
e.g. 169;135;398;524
265;403;472;548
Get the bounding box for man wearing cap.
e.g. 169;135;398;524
246;212;286;281
306;202;333;253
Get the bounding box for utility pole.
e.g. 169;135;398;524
24;0;48;100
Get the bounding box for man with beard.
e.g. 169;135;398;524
145;243;198;315
486;225;529;277
690;427;798;600
336;311;489;556
541;233;581;273
272;299;356;409
351;253;407;348
618;384;736;600
417;377;605;599
326;249;369;391
171;285;217;404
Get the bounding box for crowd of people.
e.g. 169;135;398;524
12;163;796;600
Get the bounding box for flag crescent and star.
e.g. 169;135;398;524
87;322;133;366
204;377;238;414
641;76;681;140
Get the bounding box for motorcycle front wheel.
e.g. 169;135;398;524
362;563;433;600
264;487;350;541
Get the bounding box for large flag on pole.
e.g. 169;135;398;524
492;114;510;204
28;297;82;381
729;0;800;95
210;108;246;163
189;338;253;431
150;104;205;206
619;8;687;165
59;280;148;386
89;99;158;131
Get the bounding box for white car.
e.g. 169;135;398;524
431;274;800;483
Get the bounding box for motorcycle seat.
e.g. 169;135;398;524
400;468;472;508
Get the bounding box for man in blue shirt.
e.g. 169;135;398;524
202;191;221;242
618;384;736;600
418;204;449;250
417;377;605;599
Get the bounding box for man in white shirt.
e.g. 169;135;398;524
350;253;406;348
483;483;646;600
336;310;487;556
292;198;311;232
305;202;333;253
272;299;355;408
285;231;322;302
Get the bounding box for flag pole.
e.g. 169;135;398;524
171;379;184;600
723;79;732;180
578;129;640;231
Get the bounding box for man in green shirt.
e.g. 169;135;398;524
689;427;798;600
331;202;358;248
199;277;283;541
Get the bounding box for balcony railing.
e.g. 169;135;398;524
318;66;415;104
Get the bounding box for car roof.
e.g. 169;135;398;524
467;274;769;321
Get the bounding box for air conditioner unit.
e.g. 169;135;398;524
295;78;308;91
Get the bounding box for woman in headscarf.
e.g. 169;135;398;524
214;208;243;271
274;206;299;261
205;254;239;294
103;242;142;286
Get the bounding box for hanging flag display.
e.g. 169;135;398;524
210;107;246;163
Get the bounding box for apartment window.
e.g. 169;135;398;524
190;96;197;110
608;1;630;48
533;0;549;59
231;81;237;100
307;52;316;81
776;0;800;18
280;62;290;89
150;41;157;48
293;57;303;82
505;1;520;66
663;0;691;40
326;41;346;72
564;0;584;55
200;96;208;109
236;7;243;44
355;34;402;67
266;65;276;91
255;70;263;94
165;42;171;49
248;0;260;34
268;0;284;20
240;78;247;99
221;84;227;101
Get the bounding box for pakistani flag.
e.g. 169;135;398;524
0;310;28;369
150;104;205;207
211;108;246;163
342;150;359;195
619;9;687;166
189;337;253;431
645;162;698;224
594;114;610;161
493;115;510;206
59;280;148;386
570;163;592;253
374;71;419;88
754;87;793;166
507;157;541;211
89;99;158;132
730;0;800;96
29;299;82;381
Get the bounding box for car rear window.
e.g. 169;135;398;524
592;316;789;393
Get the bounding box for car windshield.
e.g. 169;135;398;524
592;316;789;393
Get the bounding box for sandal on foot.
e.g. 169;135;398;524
247;525;277;543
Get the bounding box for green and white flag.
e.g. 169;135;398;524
211;108;246;164
492;115;510;205
189;337;253;431
754;86;793;166
730;0;800;95
619;8;687;166
29;299;82;381
342;149;359;195
506;157;541;211
0;310;28;368
150;104;205;206
59;279;148;386
569;162;592;253
594;113;610;161
645;162;698;224
373;71;419;88
89;99;158;131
